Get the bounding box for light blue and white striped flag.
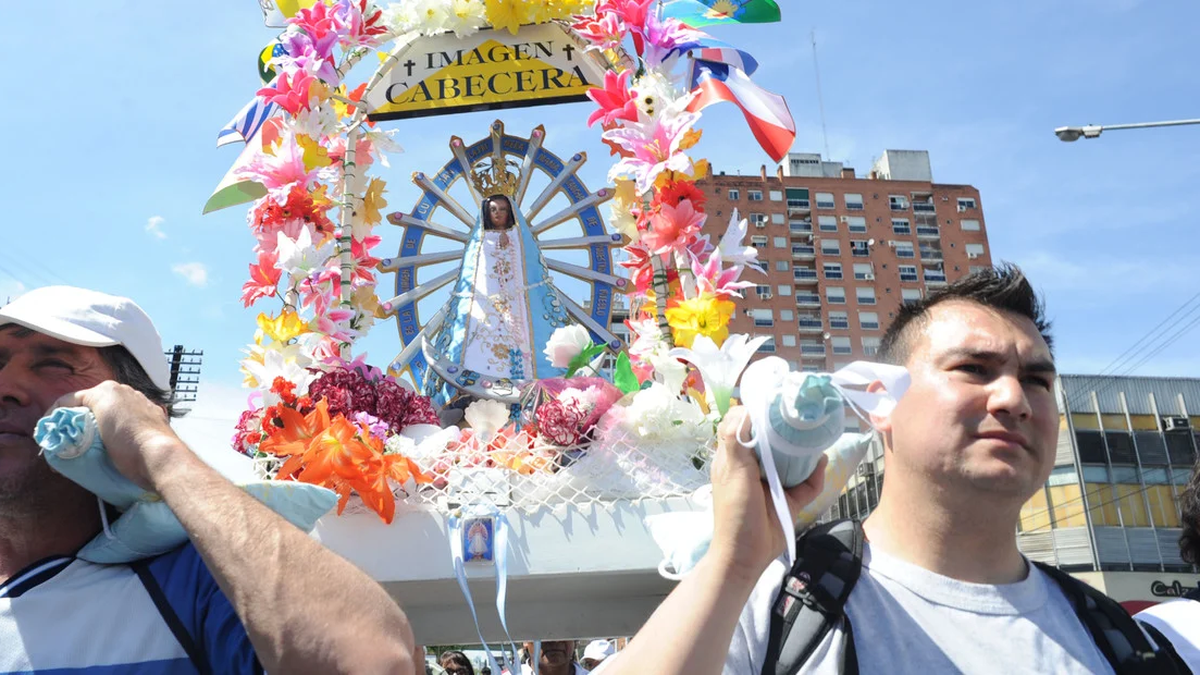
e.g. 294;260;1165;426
216;97;278;148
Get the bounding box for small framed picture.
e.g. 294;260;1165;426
463;516;495;564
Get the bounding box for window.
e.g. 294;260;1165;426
780;309;794;321
1075;431;1106;464
859;311;880;330
818;215;838;232
898;265;918;282
923;266;947;283
769;190;783;202
773;236;788;248
820;239;841;256
862;336;881;356
750;213;768;227
823;263;843;280
790;220;813;234
957;197;976;211
844;193;864;210
815;192;836;209
895;242;915;258
755;285;773;300
782;334;797;347
961;219;981;231
771;213;785;224
832;336;853;355
749;190;764;201
794;266;817;281
1165;432;1196;465
892;219;911;235
752;308;774;327
775;260;790;272
846;216;867;233
850;240;870;257
853;263;873;280
795;292;820;305
965;243;986;258
856;287;876;305
778;284;792;296
901;288;922;305
751;235;767;248
729;189;740;200
828;311;849;329
889;195;908;211
760;339;776;353
826;287;846;304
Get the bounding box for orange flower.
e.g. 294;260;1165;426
260;400;333;477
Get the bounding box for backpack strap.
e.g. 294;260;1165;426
1032;561;1182;675
132;559;213;675
1138;622;1193;675
762;519;864;675
1185;586;1200;602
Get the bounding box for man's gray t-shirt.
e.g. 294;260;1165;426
724;543;1114;674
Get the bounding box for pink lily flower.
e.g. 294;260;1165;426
257;69;317;116
691;248;754;300
573;12;626;52
587;70;639;128
642;198;706;258
604;106;701;193
242;250;282;307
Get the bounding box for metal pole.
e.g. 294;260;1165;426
1097;118;1200;132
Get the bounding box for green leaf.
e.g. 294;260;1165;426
566;343;608;377
613;353;640;394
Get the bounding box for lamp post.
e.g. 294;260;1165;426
1054;118;1200;142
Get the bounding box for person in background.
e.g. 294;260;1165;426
520;640;589;675
1136;457;1200;668
440;650;476;675
580;640;615;670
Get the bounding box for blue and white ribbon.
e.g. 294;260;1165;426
447;505;519;672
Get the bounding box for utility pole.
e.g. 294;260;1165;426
166;345;204;408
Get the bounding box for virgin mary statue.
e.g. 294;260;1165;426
423;162;574;408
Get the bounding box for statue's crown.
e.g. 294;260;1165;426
470;160;520;198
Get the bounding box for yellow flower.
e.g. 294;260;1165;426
484;0;524;34
609;179;641;240
653;159;711;190
352;285;385;319
297;134;332;172
258;309;309;344
665;294;735;349
362;177;387;226
678;128;704;151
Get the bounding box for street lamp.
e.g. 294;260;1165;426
1055;118;1200;142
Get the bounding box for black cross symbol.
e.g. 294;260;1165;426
562;44;576;61
403;58;416;76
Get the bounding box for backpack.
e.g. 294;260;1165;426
762;519;1187;675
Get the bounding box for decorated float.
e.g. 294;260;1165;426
204;0;879;655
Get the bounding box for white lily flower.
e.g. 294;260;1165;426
670;334;770;417
719;209;763;273
276;226;336;277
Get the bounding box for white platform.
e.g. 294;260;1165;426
313;498;702;644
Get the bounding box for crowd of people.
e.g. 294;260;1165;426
0;265;1197;673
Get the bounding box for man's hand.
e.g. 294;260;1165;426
50;381;185;492
708;406;828;583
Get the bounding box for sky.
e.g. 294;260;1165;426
2;0;1198;449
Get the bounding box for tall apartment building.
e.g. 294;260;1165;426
695;150;992;372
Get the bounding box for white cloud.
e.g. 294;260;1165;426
172;262;209;288
146;215;167;240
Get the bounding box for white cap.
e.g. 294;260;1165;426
0;286;172;391
582;640;615;661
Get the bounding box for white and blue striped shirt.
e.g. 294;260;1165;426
0;545;260;673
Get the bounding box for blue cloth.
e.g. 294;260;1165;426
0;545;261;673
35;407;338;564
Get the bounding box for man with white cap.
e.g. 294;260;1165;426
580;640;615;670
0;286;418;674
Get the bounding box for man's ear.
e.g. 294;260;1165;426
866;379;894;434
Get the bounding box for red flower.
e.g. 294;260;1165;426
241;250;282;307
654;180;707;212
251;184;334;237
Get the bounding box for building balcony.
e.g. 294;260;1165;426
793;270;818;285
792;245;816;260
913;203;936;214
925;274;948;286
800;345;827;357
916;226;940;239
787;200;811;216
795;294;821;308
790;222;813;235
798;319;823;333
920;252;943;263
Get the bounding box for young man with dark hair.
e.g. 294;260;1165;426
597;265;1184;674
1135;458;1200;668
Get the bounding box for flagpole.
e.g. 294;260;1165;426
811;30;831;163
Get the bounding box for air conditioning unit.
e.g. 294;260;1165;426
957;205;967;213
863;273;876;280
967;252;981;260
755;222;766;228
1164;416;1191;432
887;241;897;248
840;216;850;223
857;464;876;477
